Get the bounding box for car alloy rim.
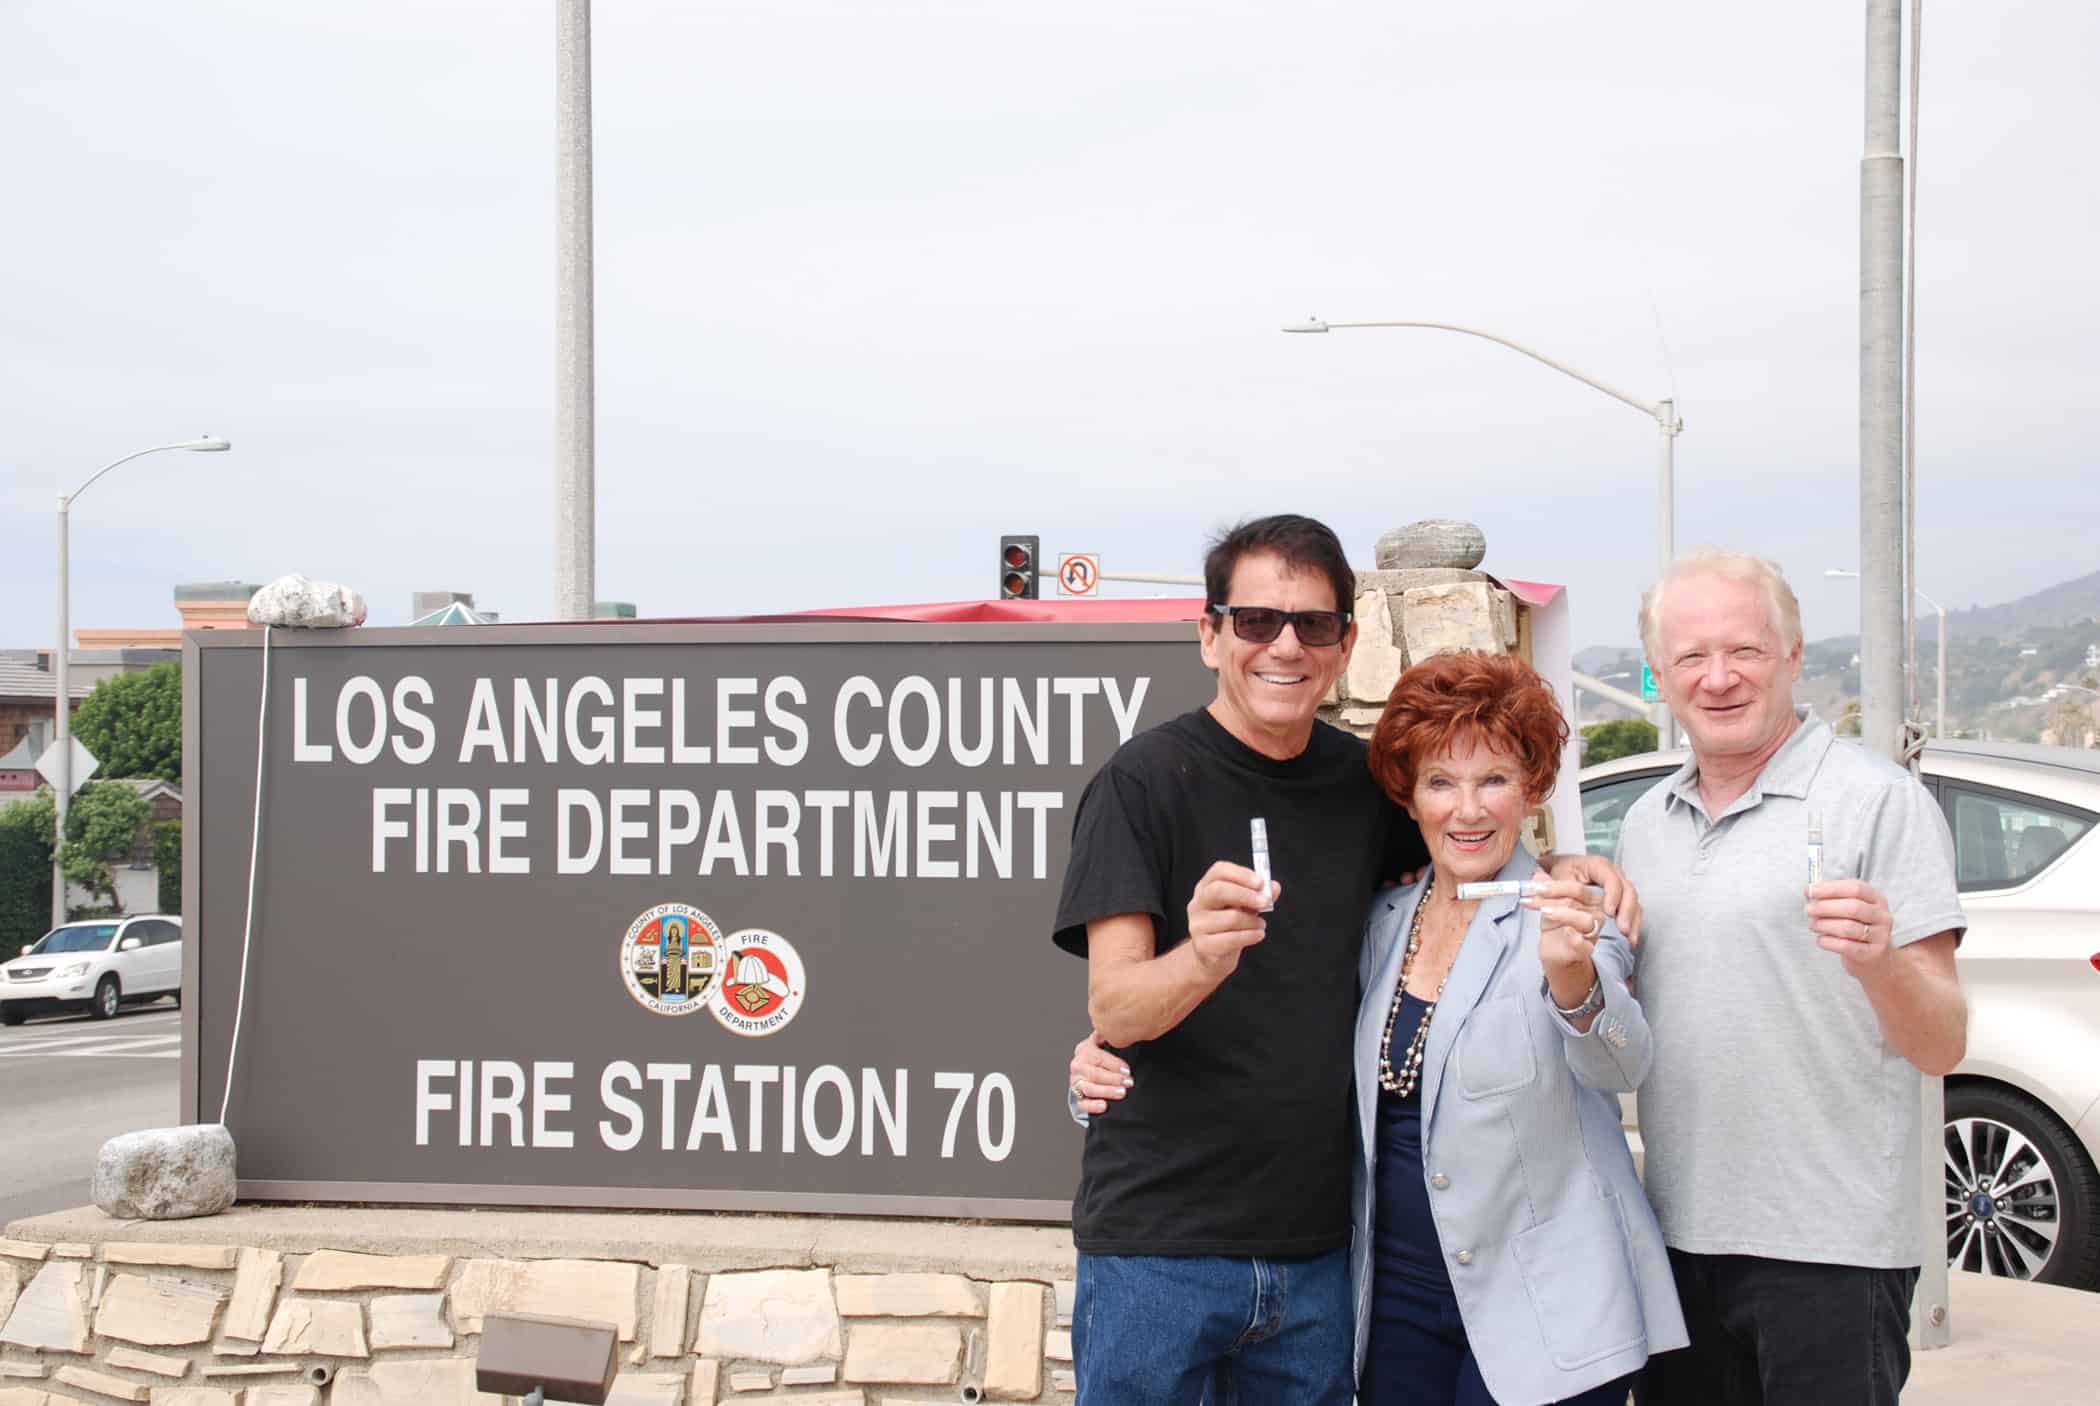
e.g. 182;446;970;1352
1946;1116;2061;1279
99;985;116;1017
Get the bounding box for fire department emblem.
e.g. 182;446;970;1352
619;903;723;1016
709;928;807;1037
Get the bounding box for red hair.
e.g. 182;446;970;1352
1367;651;1569;805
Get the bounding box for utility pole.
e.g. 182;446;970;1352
1860;0;1905;763
1862;0;1949;1351
554;0;596;621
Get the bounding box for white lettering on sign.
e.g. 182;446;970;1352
373;786;1068;880
303;672;1152;770
418;1061;1009;1161
309;672;1157;879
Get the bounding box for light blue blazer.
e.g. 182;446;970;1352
1350;851;1687;1405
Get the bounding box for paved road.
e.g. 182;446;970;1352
0;1004;179;1226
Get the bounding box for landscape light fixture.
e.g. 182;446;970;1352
474;1312;619;1405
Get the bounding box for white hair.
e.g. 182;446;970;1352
1639;548;1804;663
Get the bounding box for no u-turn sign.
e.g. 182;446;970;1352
1057;553;1100;596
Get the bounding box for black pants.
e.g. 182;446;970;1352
1636;1250;1918;1406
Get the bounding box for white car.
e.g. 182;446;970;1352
0;914;184;1025
1582;740;2100;1291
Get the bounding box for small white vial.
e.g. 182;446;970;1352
1454;880;1607;901
1807;813;1824;887
1456;880;1539;900
1251;817;1275;911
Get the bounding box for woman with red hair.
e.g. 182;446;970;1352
1347;650;1683;1404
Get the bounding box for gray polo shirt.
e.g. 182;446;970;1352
1620;707;1965;1269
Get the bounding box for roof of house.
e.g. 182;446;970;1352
0;659;93;702
409;601;493;627
105;777;182;804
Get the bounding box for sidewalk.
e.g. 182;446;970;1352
1905;1271;2096;1404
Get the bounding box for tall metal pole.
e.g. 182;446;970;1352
1657;400;1679;750
1935;604;1946;738
1918;589;1947;738
554;0;597;621
1860;0;1906;763
52;496;71;929
46;437;229;927
1864;0;1948;1351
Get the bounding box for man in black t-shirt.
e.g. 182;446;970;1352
1055;516;1628;1402
1052;515;1418;1403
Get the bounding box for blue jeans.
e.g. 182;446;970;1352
1073;1248;1354;1405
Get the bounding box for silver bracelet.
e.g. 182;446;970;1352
1544;974;1605;1021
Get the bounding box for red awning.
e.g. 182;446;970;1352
548;578;1562;626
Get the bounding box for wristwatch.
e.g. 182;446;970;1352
1544;974;1606;1023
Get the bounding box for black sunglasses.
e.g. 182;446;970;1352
1206;604;1351;647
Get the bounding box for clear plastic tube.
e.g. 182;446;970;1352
1251;817;1274;911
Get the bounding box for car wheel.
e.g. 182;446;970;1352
1946;1083;2100;1290
0;1004;22;1027
91;976;120;1021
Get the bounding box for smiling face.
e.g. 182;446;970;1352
1654;571;1803;764
1198;549;1356;759
1410;734;1535;886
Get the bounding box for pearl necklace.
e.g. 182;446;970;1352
1377;872;1448;1099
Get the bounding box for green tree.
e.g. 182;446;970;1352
70;661;181;781
1580;718;1659;764
155;819;182;914
0;789;56;957
58;781;151;915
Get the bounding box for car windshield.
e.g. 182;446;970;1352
26;924;120;955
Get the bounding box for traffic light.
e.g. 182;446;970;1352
999;535;1040;599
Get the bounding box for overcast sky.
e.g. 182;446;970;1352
5;0;2095;653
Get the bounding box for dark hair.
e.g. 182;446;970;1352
1367;651;1569;805
1202;515;1356;616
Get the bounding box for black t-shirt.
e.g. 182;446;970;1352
1052;707;1427;1256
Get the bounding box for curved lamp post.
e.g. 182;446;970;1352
52;437;231;926
1284;318;1682;747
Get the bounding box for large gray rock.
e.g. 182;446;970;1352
246;574;367;629
93;1125;237;1221
1375;519;1487;571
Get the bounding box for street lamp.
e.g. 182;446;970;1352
51;437;231;927
1827;567;1946;738
1284;317;1682;747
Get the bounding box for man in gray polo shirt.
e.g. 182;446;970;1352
1626;549;1966;1406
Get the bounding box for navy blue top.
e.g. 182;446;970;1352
1373;989;1453;1294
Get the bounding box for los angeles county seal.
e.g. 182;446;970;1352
620;903;723;1015
710;928;807;1037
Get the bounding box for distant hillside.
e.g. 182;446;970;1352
1580;565;2100;663
1937;568;2100;641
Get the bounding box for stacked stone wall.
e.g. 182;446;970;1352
0;1234;1076;1406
